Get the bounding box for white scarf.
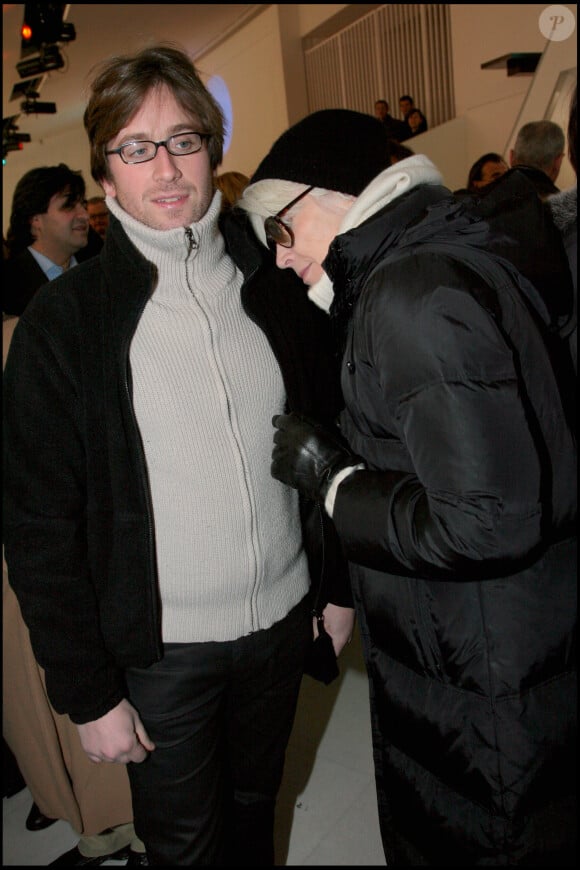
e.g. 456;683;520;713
308;154;444;311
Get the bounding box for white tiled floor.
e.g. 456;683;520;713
3;630;386;866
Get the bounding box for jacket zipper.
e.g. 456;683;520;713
182;226;261;629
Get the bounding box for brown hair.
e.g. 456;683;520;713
467;152;506;192
214;171;250;210
83;43;225;183
7;163;86;255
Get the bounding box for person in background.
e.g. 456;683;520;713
3;43;354;867
467;151;509;191
398;93;415;121
3;545;146;866
509;119;565;199
86;195;110;239
406;107;428;136
2;236;29;819
459;151;509;195
3;164;89;316
3;171;145;867
214;169;250;211
374;99;409;142
398;95;428;137
546;85;577;375
238;108;576;866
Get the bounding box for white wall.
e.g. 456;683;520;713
450;4;549;117
196;6;289;178
296;4;348;33
406;119;469;192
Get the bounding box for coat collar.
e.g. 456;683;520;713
307;155;444;312
547;185;577;234
323;182;451;322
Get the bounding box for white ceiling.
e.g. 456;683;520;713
3;4;266;143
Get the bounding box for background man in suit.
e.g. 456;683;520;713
3;163;89;316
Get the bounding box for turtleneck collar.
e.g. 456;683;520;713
105;190;224;267
307;154;444;312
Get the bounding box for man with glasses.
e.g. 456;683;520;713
3;45;354;866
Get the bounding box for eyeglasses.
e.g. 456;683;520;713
264;186;314;251
105;131;209;165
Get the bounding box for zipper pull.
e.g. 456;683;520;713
184;227;197;257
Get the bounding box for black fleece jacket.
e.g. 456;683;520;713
3;208;350;723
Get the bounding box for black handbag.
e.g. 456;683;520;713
304;616;339;685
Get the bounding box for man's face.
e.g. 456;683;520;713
399;98;413;117
101;85;214;231
87;202;109;239
31;189;89;256
407;110;422;132
375;102;388;121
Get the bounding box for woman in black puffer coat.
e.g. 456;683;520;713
239;109;577;866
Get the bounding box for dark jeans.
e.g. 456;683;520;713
125;596;311;866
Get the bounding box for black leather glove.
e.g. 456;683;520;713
271;413;364;503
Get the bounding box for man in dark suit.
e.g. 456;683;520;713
3;163;90;316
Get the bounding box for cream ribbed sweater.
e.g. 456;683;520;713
106;193;309;642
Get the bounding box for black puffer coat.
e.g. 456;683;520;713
326;175;577;865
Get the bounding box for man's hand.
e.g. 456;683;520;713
315;603;356;656
271;413;363;503
76;698;155;765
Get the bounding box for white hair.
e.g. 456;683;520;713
238;179;354;247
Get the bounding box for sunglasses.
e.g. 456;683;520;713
264;186;314;251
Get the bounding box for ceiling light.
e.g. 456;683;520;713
20;3;76;59
16;45;65;79
20;99;57;115
10;77;44;102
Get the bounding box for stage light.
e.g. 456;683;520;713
16;45;65;79
3;132;31;146
21;99;57;115
4;141;26;152
20;3;76;59
2;118;31;160
9;78;43;103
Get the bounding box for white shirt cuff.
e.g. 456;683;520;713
324;464;365;516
